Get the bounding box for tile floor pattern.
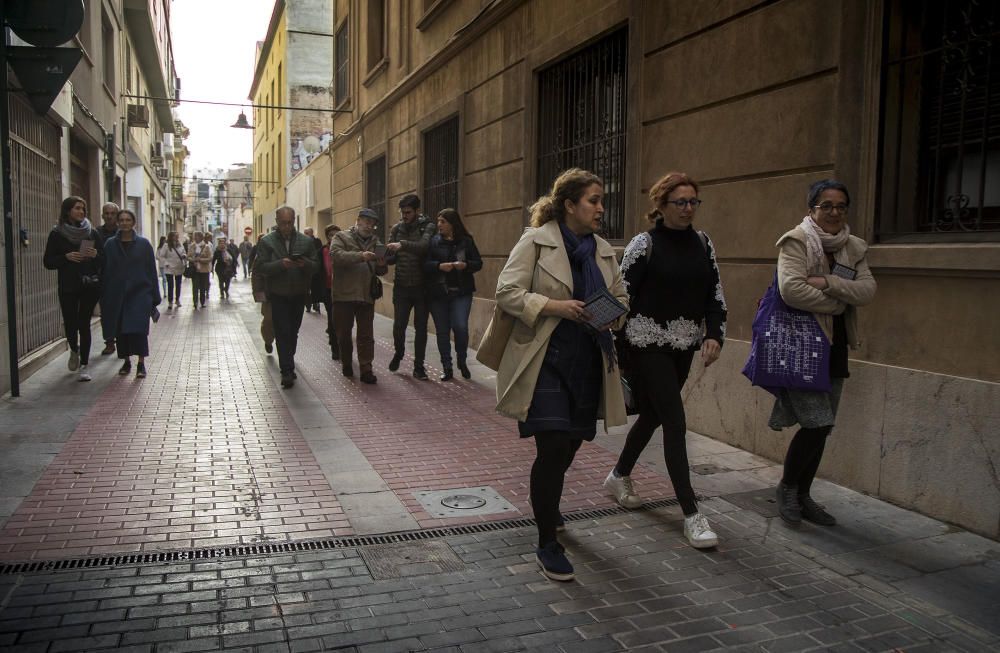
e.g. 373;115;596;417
292;306;678;530
0;298;352;561
0;502;995;652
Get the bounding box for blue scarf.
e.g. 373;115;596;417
559;222;616;371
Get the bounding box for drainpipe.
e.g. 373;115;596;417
0;26;19;397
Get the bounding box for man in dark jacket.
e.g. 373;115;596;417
304;227;325;313
253;207;318;388
97;202;119;355
385;194;437;379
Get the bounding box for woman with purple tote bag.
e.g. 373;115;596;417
750;180;876;527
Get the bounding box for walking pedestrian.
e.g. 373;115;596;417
424;209;482;381
490;169;628;581
212;237;237;299
157;232;186;309
386;194;436;379
304;227;325;313
321;224;341;360
330;208;388;384
249;233;274;353
253;207;318;388
771;180;876;526
43;196;104;382
186;232;213;309
100;209;161;379
606;172;726;549
157;235;168;296
97;202;119;356
239;234;253;278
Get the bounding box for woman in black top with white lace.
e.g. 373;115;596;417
604;172;727;549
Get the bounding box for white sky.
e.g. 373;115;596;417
171;0;275;174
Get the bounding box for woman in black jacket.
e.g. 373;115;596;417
211;237;237;299
43;196;104;382
606;171;727;550
423;209;482;381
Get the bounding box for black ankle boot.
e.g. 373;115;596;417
440;368;453;381
458;362;470;379
776;482;802;525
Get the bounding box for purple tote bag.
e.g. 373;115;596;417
742;273;831;397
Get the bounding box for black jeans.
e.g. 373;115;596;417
531;434;583;547
392;284;429;366
781;426;833;495
323;297;339;357
164;274;182;304
217;271;231;296
192;272;209;306
616;348;699;516
269;294;306;374
58;290;100;365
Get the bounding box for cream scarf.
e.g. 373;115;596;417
799;216;850;275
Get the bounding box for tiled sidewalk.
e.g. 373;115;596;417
292;307;676;530
0;292;351;561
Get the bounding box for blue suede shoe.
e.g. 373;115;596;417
536;542;574;581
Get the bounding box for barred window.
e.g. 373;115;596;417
365;155;387;242
879;0;1000;240
537;28;628;240
423;116;459;219
335;21;349;106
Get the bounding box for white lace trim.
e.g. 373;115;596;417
620;232;649;274
625;314;703;350
704;232;727;310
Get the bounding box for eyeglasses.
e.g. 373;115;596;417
813;203;850;215
666;199;703;209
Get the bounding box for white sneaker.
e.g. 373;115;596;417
77;365;91;382
684;513;719;549
68;350;80;371
604;470;643;509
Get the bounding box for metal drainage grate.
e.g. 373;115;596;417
0;494;701;575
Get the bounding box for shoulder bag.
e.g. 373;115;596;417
741;271;831;396
475;243;540;372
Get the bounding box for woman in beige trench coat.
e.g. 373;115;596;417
493;168;628;582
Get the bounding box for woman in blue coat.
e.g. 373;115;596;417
100;210;161;378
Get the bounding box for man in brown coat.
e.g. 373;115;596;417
329;208;387;384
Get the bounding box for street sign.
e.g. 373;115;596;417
244;227;253;235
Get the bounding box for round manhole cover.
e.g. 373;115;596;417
440;494;487;510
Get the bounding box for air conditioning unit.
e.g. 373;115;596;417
127;104;149;127
156;167;170;180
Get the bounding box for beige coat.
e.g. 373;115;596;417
776;226;877;348
187;240;213;274
329;228;387;303
494;220;629;427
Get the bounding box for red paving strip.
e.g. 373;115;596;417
0;293;352;561
294;307;676;529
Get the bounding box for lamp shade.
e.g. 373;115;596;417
230;112;253;129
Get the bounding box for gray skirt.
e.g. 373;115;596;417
768;378;845;431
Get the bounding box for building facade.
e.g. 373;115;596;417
0;0;178;395
249;0;334;234
250;0;999;537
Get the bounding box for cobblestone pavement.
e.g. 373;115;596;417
0;279;997;652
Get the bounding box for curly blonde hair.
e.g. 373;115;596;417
529;168;603;227
646;172;699;224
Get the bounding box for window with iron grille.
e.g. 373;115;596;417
365;155;387;242
537;28;628;240
423;116;459;219
878;0;1000;241
335;21;349;105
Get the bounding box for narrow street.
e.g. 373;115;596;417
0;278;996;652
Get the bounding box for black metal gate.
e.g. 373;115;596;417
422;116;459;220
9;96;63;359
537;28;628;240
879;0;1000;239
